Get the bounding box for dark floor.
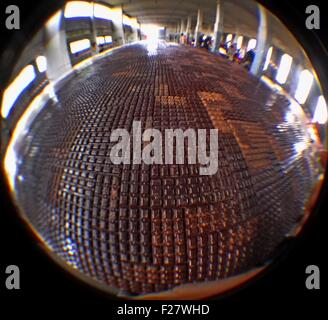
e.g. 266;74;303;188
13;42;321;296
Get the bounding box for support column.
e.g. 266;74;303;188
232;33;239;46
212;0;224;52
176;22;181;42
186;16;191;33
186;15;192;40
180;19;185;34
176;21;180;34
131;18;139;42
111;6;125;46
91;3;99;54
45;10;72;81
250;5;269;76
194;8;203;47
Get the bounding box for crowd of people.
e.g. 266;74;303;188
175;33;255;70
224;42;255;70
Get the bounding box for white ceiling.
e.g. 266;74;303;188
103;0;306;60
104;0;259;35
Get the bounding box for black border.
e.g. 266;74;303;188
0;0;326;315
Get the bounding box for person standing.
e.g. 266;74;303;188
227;43;237;61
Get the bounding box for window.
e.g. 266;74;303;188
94;3;114;20
226;34;232;46
247;39;257;51
36;56;47;73
263;47;273;71
105;36;112;44
312;96;327;124
97;36;112;45
237;36;243;50
276;54;293;84
96;36;105;45
294;69;313;104
64;1;92;18
123;15;139;28
69;39;91;54
1;65;36;118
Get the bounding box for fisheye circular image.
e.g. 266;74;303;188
0;0;327;299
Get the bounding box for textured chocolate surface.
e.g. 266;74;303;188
13;43;322;296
